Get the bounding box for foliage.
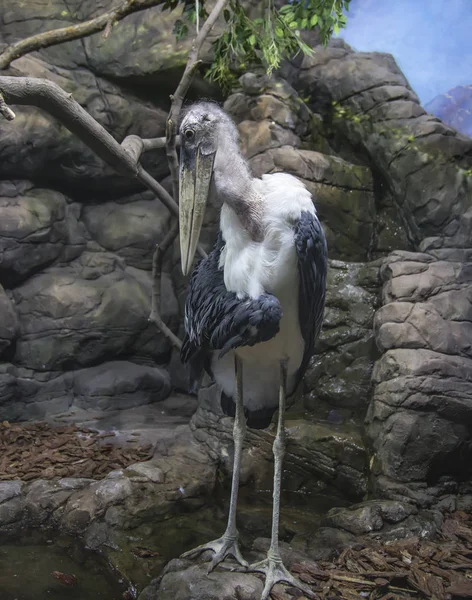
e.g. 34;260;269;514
163;0;350;90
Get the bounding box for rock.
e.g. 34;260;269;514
141;559;263;600
24;478;92;525
11;252;177;370
326;500;414;535
0;182;86;285
61;476;133;532
286;41;472;249
124;461;164;483
367;250;472;493
0;285;18;356
304;260;380;418
192;383;368;501
0;481;23;504
82;192;171;270
73;362;171;411
291;526;358;561
0;56;169;193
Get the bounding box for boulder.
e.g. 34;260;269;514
286;41;472;249
11;252;177;371
82;191;171;270
73;361;171;411
367;250;472;495
304;259;380;419
0;181;86;284
192;383;369;501
0;285;18;356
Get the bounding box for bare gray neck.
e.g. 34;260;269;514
213;137;264;242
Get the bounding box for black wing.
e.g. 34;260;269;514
294;210;328;384
181;233;282;388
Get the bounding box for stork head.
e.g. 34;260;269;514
178;102;237;276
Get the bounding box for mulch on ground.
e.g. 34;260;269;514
286;511;472;600
0;420;153;481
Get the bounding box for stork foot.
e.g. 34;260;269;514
247;556;317;600
181;535;248;573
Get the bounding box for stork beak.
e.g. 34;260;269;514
179;144;216;276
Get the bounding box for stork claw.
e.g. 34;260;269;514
180;535;248;572
247;556;317;600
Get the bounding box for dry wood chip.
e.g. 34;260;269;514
0;421;153;481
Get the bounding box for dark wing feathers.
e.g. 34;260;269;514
294;210;328;383
181;233;282;384
182;210;327;391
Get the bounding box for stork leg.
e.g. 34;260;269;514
246;359;316;600
181;353;247;571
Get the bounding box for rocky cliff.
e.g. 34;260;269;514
1;0;472;511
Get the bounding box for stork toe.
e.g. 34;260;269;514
180;535;248;572
247;556;317;600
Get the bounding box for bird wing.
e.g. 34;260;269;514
181;232;282;386
294;210;328;384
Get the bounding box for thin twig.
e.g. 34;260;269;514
0;0;168;70
0;92;15;120
149;220;181;349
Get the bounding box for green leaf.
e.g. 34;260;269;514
333;23;340;34
248;34;256;46
310;14;318;26
223;9;230;22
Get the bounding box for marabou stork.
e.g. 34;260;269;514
178;101;327;600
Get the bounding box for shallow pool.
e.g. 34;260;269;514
0;529;129;600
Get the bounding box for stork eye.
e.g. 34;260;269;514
184;129;195;141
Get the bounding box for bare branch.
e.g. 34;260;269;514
166;0;229;203
0;92;15;120
0;76;180;215
0;0;168;70
121;134;181;163
149;220;182;350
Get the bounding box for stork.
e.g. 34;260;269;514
178;101;327;600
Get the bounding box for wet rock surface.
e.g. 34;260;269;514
139;510;472;600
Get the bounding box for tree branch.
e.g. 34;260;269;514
149;220;181;350
0;0;168;71
0;92;15;120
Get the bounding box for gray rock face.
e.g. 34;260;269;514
192;382;368;501
143;560;263;600
82;192;171;270
11;252;175;371
0;361;172;421
73;362;171;411
0;182;86;284
367;250;472;502
0;285;18;356
0;0;470;527
285;41;472;250
305;259;380;419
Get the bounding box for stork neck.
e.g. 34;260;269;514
214;140;264;242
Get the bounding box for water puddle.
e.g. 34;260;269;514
0;530;128;600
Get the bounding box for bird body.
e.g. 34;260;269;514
177;101;327;600
212;172;314;413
